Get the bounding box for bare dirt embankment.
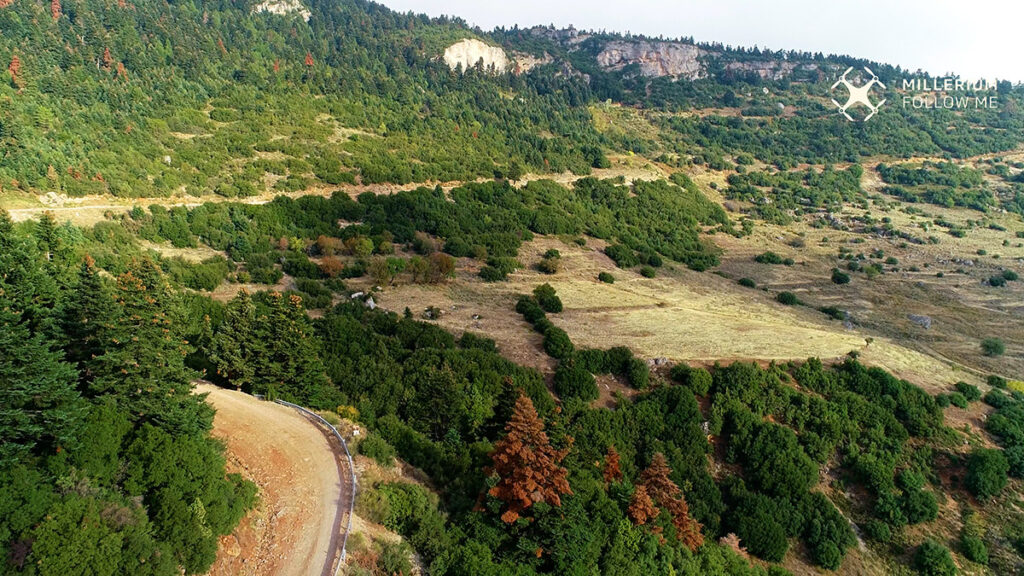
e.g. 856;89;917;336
197;384;347;576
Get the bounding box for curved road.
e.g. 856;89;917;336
197;384;352;576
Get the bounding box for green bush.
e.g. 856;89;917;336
914;540;957;576
598;272;615;284
479;265;507;282
981;338;1006;357
670;364;713;396
755;251;785;265
831;268;851;285
533;284;563;313
738;277;756;288
359;435;397;467
965;448;1009;500
949;392;968;409
639;265;657;278
955;382;981;402
553;361;598;402
960;520;989;565
989;275;1007;287
543;327;575;360
1004;269;1020;281
776;291;799;306
605;244;639;268
626;357;650;390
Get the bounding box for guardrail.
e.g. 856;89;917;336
274;399;357;575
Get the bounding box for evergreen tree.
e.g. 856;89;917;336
58;255;119;378
89;260;210;435
488;393;573;523
0;292;82;465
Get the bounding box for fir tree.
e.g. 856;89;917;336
487;392;572;523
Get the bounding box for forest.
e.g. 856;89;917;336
4;201;1021;574
0;211;255;575
3;0;1024;200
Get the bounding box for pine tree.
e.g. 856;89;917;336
89;260;210;435
58;256;118;377
50;0;60;20
209;290;257;390
254;291;330;402
638;452;703;551
102;47;113;71
488;392;572;523
305;52;314;66
627;484;659;526
603;445;623;484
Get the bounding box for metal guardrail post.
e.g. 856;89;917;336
274;399;357;576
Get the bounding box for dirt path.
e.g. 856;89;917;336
197;384;348;576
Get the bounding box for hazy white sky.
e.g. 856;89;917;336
378;0;1024;81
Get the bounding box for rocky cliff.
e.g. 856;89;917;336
443;39;509;74
252;0;311;22
596;40;707;80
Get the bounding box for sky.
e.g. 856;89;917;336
377;0;1024;82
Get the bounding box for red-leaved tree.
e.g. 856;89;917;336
638;452;704;551
488;393;572;523
603;445;623;484
627;484;659;526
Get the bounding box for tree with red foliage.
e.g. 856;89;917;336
8;54;20;83
488;393;572;523
305;52;314;66
102;47;113;70
273;59;280;73
638;452;704;551
603;445;623;484
50;0;60;20
627;484;659;526
0;0;15;9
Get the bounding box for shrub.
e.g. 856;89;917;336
479;266;506;282
359;435;397;467
981;338;1006;357
754;251;785;265
738;277;756;288
1003;269;1019;281
914;540;957;576
831;268;851;285
626;357;650;390
960;519;989;565
516;296;547;325
949;392;968;409
987;374;1008;388
955;382;981;402
862;520;891;543
598;272;615;284
458;332;497;353
639;265;657;278
965;448;1009;500
605;244;639;268
537;257;560;274
670;364;712;396
1006;446;1024;478
776;291;799;306
533;284;563;313
543;327;575;360
989;275;1007;287
553;361;598;402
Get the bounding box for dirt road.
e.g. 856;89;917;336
197;384;348;576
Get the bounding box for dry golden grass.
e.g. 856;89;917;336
373;235;976;393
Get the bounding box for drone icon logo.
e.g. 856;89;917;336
831;66;886;122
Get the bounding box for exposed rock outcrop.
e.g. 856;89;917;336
252;0;311;22
724;60;819;81
596;40;706;79
443;39;509;74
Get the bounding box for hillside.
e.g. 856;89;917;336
2;1;1024;576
